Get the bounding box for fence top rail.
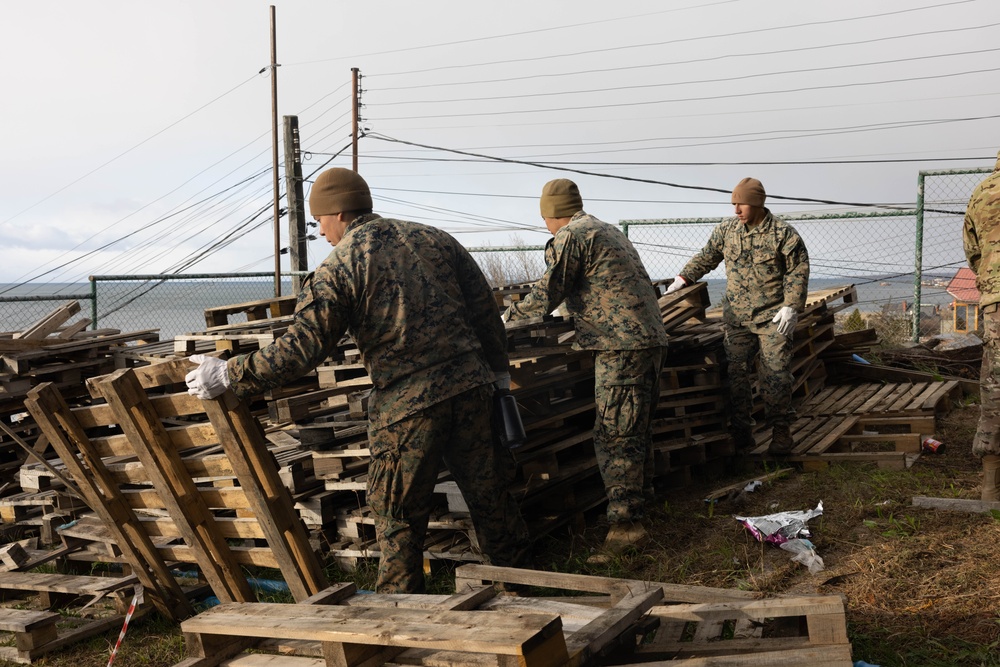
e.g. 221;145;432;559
919;167;993;178
621;209;918;226
0;294;91;303
468;246;546;253
89;272;310;282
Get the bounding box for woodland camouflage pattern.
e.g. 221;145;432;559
506;211;667;523
964;152;1000;310
964;152;1000;457
505;212;669;350
368;384;528;592
679;210;809;326
593;347;664;522
724;321;793;432
229;213;508;429
228;214;527;592
680;210;808;432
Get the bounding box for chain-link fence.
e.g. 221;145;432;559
916;168;993;337
0;274;308;341
1;166;992;343
468;246;546;288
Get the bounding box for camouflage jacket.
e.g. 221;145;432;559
505;212;668;350
964;152;1000;309
679;210;810;326
228;214;507;429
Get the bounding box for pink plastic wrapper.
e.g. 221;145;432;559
734;501;824;545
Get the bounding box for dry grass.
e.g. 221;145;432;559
535;403;1000;666
18;405;1000;667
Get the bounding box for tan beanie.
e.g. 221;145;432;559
309;168;373;217
731;177;766;207
540;179;583;218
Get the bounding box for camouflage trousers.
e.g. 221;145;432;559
723;321;794;432
593;346;666;524
974;304;1000;457
367;384;529;594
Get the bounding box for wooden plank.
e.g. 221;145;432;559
630;645;854;665
95;369;256;605
25;383;193;621
201;389;328;602
15;301;81;340
453;565;755;603
563;587;663;667
0;571;136;597
912;496;1000;513
181;603;568;660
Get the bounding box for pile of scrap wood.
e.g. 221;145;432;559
0;299;158;490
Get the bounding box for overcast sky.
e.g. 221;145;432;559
1;0;998;287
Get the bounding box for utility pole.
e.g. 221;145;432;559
269;4;282;297
351;67;360;172
284;115;307;293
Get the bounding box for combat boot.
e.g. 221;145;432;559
768;423;794;455
586;520;649;565
730;425;756;453
983;454;1000;502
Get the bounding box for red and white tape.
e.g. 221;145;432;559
107;584;144;667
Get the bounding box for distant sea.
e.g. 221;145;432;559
0;275;957;341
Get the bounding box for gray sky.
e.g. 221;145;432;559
1;0;998;286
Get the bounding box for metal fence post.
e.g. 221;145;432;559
913;173;924;343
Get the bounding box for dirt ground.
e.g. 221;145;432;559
536;402;1000;667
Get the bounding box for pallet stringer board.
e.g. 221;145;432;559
95;369;256;604
24;383;193;621
202;389;328;602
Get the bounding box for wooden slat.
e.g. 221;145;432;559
95;369;256;605
24;383;193;621
201;389;328;602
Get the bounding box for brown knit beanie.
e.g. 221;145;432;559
540;179;583;218
731;177;766;207
309;168;373;217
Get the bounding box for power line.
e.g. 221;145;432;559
374;20;1000;91
368;0;978;78
363;132;954;211
374;47;1000;107
285;0;742;66
2;72;261;227
372;64;1000;121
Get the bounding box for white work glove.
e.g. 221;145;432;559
772;306;798;338
494;371;511;392
665;276;687;294
185;354;231;399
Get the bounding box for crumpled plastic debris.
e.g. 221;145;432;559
734;500;823;545
780;538;825;573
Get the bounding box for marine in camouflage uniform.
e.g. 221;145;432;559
228;168;529;593
676;178;809;454
505;180;668;538
962;150;1000;501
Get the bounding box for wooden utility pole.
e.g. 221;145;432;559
284;115;307;293
351;67;360;172
269;5;282;297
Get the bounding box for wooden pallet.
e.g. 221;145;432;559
175;566;718;667
25;357;328;620
203;295;297;328
635;595;852;665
